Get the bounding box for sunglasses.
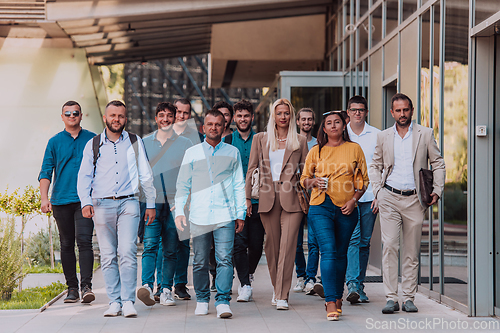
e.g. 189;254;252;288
64;110;81;117
322;110;344;116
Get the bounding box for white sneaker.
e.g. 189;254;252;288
160;288;176;306
216;303;233;318
249;274;255;283
122;301;137;317
293;277;305;292
271;291;277;306
237;285;253;302
103;302;122;317
276;299;289;310
137;285;155;306
195;302;209;315
304;280;315;295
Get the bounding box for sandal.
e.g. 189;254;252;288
325;301;339;321
336;298;342;316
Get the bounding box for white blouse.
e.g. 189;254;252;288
269;148;286;181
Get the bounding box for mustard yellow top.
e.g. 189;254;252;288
300;142;369;207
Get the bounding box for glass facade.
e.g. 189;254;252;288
325;0;475;311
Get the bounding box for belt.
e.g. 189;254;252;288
384;184;416;196
102;194;136;200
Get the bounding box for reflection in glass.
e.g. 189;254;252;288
386;0;399;36
359;0;369;19
371;5;383;47
291;87;343;136
443;0;468;306
403;0;418;22
359;17;370;57
346;37;351;69
475;0;500;26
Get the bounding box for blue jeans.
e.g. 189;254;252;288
191;222;234;306
142;202;180;291
305;215;320;283
308;196;358;302
345;201;378;288
174;238;190;286
294;217;307;279
93;197;140;304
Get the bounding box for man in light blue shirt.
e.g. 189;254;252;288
77;100;156;318
175;109;246;319
345;95;381;304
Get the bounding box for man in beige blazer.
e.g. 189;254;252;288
370;93;445;314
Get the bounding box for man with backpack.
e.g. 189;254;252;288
77;100;156;318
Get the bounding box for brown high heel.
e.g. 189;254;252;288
336;298;343;316
325;301;339;321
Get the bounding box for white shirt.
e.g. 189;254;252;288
77;130;156;209
175;140;246;225
347;122;380;202
269;148;286;181
385;122;416;190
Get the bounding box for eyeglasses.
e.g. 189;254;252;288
348;108;367;114
64;110;81;117
322;110;344;116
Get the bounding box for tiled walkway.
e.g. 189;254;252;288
2;262;499;333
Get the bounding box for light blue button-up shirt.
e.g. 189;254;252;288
347;122;380;202
77;129;156;209
175;139;246;225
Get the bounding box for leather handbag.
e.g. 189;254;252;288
250;168;260;200
419;168;434;207
295;172;310;214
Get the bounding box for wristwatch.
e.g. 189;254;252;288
352;197;358;203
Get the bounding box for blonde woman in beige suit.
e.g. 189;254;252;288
246;99;308;310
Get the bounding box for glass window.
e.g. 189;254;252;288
403;0;418;22
400;19;418;105
386;0;399;37
345;1;351;28
359;17;370;57
475;0;500;26
384;36;398;81
372;5;383;47
369;49;383;130
443;0;468;307
346;37;351;70
360;0;369;19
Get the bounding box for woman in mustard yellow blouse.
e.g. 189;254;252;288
300;111;369;321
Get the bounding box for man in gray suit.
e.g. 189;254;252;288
370;93;445;314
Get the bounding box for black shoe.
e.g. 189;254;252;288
313;282;325;298
64;288;80;303
154;287;161;302
346;283;360;304
174;284;192;300
402;300;418;312
382;300;400;314
81;286;95;304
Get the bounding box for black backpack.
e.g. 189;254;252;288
92;132;139;176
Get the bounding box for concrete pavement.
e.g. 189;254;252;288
2;263;499;333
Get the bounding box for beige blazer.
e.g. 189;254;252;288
369;123;446;207
246;132;308;213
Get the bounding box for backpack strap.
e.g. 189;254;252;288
224;133;233;145
92;135;102;177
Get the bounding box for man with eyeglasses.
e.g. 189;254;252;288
345;96;380;304
39;100;96;304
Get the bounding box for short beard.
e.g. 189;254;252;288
396;118;411;127
106;120;126;133
301;127;312;134
236;122;251;133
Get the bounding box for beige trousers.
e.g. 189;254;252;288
260;182;303;300
378;187;426;303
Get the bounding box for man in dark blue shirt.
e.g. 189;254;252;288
224;99;264;302
137;102;193;307
38;100;96;304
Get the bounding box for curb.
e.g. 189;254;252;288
39;289;66;312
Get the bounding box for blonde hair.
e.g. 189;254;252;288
266;98;301;152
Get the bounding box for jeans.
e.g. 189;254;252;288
142;202;180;291
174;231;190;287
305;214;320;283
52;203;94;290
345;201;378;288
192;221;234;306
294;216;307;279
308;196;358;302
233;203;265;286
93;197;140;304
